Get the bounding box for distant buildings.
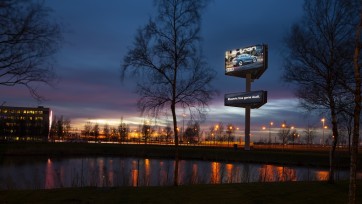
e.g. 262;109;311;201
0;106;51;141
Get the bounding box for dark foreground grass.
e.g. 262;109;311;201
1;181;361;204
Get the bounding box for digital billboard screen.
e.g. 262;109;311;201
225;44;268;79
224;90;267;109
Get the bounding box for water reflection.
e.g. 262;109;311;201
210;162;220;184
45;159;54;188
131;159;138;187
0;157;356;190
258;165;297;182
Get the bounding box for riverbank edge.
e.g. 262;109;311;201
1;142;360;170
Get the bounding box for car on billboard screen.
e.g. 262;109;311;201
232;54;257;66
225;44;268;79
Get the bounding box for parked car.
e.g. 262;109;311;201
232;54;257;66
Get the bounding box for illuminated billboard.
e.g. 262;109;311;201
225;44;268;79
224;90;267;109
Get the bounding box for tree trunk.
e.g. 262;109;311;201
349;8;362;204
328;100;339;184
171;102;179;186
349;112;360;204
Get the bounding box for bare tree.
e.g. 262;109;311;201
338;109;353;151
141;121;151;144
184;121;200;144
278;121;291;145
121;0;215;186
83;121;92;139
215;122;224;142
289;129;299;146
118;121;128;143
55;116;63;140
63;118;71;139
0;1;62;100
92;123;99;142
49;115;71;141
103;123;110;141
349;4;362;204
226;123;236;146
164;125;173;143
302;125;317;145
110;127;118;142
282;0;358;183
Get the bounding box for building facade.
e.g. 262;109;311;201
0;106;51;141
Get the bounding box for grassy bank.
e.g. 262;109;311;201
0;142;360;169
1;181;361;203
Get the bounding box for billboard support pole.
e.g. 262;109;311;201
245;73;251;150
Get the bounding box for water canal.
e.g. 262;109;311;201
0;157;354;189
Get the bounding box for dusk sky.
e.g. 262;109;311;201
0;0;330;137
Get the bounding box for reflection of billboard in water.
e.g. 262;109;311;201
224;90;267;109
225;44;268;79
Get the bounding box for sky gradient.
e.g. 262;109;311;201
0;0;331;139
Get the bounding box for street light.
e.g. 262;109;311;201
321;118;325;146
214;124;219;144
228;126;233;146
281;123;286;146
291;126;296;147
269;122;273;144
182;113;186;142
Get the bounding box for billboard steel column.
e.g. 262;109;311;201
245;73;251;150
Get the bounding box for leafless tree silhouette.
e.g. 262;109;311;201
121;0;216;186
282;0;359;183
349;3;362;204
0;1;62;100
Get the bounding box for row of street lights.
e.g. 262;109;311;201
261;118;329;145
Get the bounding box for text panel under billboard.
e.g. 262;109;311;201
224;90;267;109
225;44;268;79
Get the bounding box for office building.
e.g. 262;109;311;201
0;106;51;141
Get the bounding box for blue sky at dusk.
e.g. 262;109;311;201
0;0;329;136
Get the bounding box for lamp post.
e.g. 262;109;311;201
182;113;186;143
228;126;233;147
269;122;273;144
236;127;240;144
214;124;219;145
291;126;295;147
281;123;286;146
321;118;325;146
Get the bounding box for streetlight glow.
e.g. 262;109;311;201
269;122;273;144
321;118;325;145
